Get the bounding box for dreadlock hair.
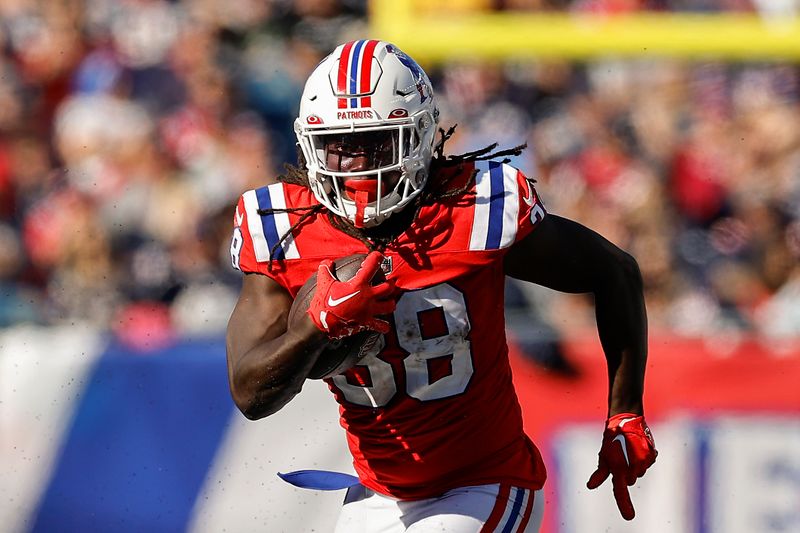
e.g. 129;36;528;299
257;125;526;262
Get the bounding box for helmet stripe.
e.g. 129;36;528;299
359;39;379;108
337;41;355;109
349;40;365;108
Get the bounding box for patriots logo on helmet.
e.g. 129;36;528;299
386;45;428;103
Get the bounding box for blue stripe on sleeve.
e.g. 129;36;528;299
256;186;283;261
485;162;505;250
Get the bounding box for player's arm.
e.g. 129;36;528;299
504;213;646;415
504;214;657;520
226;272;328;420
226;252;396;420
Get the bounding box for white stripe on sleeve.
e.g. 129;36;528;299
242;190;271;262
499;165;521;249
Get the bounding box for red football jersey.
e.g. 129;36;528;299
231;161;548;499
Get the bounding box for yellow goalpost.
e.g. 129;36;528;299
369;0;800;62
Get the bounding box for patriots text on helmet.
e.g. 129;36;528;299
337;110;374;120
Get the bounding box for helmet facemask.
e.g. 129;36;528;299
296;110;436;228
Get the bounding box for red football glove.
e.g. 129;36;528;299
587;413;657;520
308;252;396;339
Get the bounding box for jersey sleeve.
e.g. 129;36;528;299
229;184;302;277
466;161;546;252
514;166;547;243
230;194;259;274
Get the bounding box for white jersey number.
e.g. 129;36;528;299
230;227;243;271
331;284;474;407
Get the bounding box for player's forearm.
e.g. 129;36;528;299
592;251;648;417
227;318;328;419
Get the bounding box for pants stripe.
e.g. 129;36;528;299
500;488;526;533
515;489;535;533
480;484;511;532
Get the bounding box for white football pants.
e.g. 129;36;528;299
334;483;544;533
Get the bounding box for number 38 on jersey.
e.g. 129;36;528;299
331;283;474;407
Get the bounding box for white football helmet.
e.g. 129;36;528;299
294;40;439;228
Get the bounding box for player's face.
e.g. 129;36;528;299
324;131;402;201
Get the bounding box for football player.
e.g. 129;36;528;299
226;40;657;532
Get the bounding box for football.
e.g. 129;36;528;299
288;253;387;380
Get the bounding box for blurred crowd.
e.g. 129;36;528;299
0;0;798;351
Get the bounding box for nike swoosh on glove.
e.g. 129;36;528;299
308;251;397;340
586;413;657;520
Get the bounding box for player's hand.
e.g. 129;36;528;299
586;413;657;520
308;251;396;339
